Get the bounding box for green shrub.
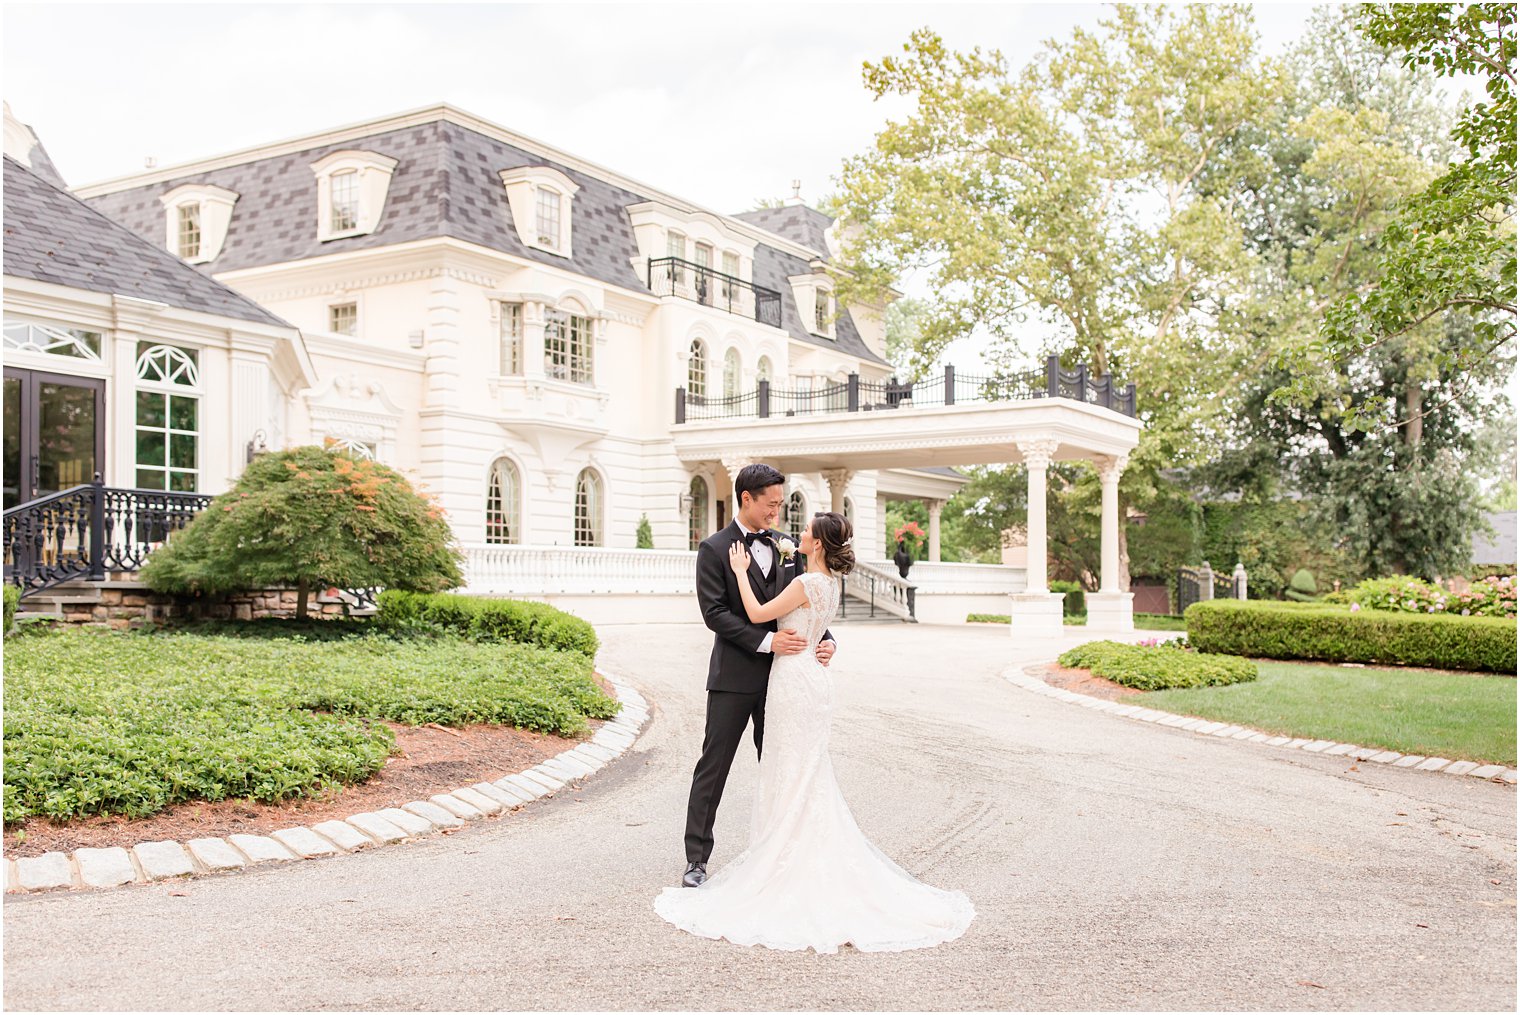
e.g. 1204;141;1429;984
1284;568;1319;602
142;445;462;618
1185;600;1517;673
1350;574;1516;619
1058;640;1257;690
377;590;599;658
3;585;17;634
636;514;654;549
4;626;617;822
1050;580;1087;616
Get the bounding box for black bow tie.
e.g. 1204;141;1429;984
743;531;771;547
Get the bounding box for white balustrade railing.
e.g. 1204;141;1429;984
462;543;699;596
840;560;917;621
869;559;1028;596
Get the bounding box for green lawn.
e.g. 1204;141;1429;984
3;626;618;823
1146;660;1516;766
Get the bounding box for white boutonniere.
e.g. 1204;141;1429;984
776;536;797;562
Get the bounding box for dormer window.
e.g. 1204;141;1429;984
310;149;398;241
177;205;201;260
789;270;837;339
159;183;238;264
330;171;359;232
815;289;831;334
499;165;579;258
535;188;562;249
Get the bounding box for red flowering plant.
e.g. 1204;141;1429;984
894;521;927;554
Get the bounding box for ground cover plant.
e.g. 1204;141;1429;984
1186;600;1516;673
3;626;618;823
1058;640;1257;691
967;612;1188;631
1146;661;1516;766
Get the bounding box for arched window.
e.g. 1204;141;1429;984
781;490;806;542
687;340;708;400
486;458;522;544
326;437;375;460
135;343;200;492
574;468;603;546
722;348;741;399
688;475;708;550
756;355;772;383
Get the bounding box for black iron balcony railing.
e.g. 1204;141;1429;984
675;355;1136;423
648;256;783;329
4;475;211;595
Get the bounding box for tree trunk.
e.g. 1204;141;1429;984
1118;500;1131;593
295;578;309;620
1405;384;1423;448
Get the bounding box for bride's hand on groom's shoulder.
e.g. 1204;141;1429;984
727;541;751;574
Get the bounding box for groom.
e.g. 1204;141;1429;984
682;463;835;887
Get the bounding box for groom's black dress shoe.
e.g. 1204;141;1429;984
682;862;708;888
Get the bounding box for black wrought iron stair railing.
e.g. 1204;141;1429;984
3;475;211;595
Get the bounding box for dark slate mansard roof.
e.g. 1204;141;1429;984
4;155;288;328
83;119;886;365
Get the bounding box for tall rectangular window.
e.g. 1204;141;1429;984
545;311;593;385
177;204;201;260
329;303;357;336
535;188;561;248
721;251;740;302
815;289;831;334
499;302;523;374
330;171;359;232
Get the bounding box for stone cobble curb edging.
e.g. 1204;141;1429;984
1005;665;1517;787
4;672;650;894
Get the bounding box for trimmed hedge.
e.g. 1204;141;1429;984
1185;600;1517;674
377;590;599;658
3;585;17;634
1050;580;1087;617
1059;640;1257;690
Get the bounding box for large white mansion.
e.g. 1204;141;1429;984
3;102;1141;630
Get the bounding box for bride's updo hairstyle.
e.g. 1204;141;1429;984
811;511;855;575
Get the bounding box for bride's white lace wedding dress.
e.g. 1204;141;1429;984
654;570;975;953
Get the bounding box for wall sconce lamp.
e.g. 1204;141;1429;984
408;329;425;349
245;429;269;464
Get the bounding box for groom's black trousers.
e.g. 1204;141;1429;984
684;686;767;864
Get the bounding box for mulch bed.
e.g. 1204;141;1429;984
1028;661;1145;702
4;675;620;859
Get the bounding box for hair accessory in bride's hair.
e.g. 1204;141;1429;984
841;537;852;547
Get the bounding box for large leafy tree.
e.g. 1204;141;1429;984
832;6;1289;587
142;446;464;618
1312;2;1516;411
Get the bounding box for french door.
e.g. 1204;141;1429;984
3;368;105;509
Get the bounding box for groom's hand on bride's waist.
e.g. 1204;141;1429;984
771;628;807;655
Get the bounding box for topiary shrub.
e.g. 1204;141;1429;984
1058;639;1257;690
1284;568;1319;602
3;585;17;634
142;445;463;618
636;514;654;549
377;590;599;658
1185;600;1516;673
1050;580;1087;616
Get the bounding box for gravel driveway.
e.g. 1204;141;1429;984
4;622;1514;1011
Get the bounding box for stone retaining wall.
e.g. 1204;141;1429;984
52;582;350;629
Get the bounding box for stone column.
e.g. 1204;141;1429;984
926;499;944;562
1008;436;1064;641
522;300;548;381
821;468;853;515
1087;453;1135;633
1018;438;1058;594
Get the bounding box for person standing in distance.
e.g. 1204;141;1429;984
681;463;835;887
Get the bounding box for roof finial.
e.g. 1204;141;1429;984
786;179;804;206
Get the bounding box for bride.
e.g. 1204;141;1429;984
653;511;975;953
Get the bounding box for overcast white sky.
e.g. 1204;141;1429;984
4;2;1326;209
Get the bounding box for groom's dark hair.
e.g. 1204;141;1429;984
734;463;786;507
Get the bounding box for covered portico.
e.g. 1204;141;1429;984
671;368;1143;638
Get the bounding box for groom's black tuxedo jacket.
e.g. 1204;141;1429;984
696;520;833;694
